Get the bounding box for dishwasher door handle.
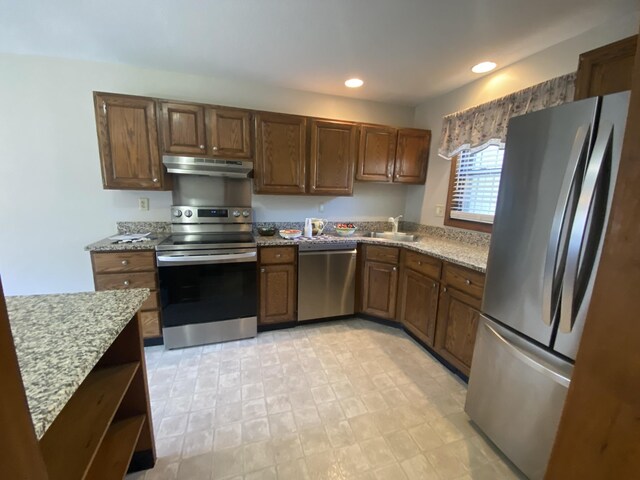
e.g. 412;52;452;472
298;249;358;256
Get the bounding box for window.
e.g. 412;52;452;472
445;144;504;233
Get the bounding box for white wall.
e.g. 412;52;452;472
406;13;639;226
0;54;413;295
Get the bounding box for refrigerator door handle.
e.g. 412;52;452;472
542;125;591;326
481;321;571;387
560;122;614;334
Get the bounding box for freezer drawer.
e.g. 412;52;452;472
465;316;572;480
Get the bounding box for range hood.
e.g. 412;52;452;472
163;155;253;178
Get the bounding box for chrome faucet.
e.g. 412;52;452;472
388;215;402;233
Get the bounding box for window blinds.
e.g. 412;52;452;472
450;145;504;224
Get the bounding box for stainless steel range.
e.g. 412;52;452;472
156;205;257;349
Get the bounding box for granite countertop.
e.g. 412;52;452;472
85;233;169;252
5;289;150;439
257;234;489;272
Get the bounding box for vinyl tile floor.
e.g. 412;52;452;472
127;318;525;480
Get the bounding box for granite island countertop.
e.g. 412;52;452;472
256;234;489;272
5;288;150;439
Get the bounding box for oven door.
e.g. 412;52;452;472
157;249;257;348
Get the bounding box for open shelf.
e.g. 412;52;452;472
86;415;146;479
39;362;140;480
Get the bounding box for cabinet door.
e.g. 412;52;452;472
393;128;431;184
254;113;307;194
356;125;397;182
94;92;164;190
309;119;358;195
159;102;207;154
398;269;439;346
575;35;637;100
435;287;481;376
206;108;252;158
259;264;297;324
362;260;398;320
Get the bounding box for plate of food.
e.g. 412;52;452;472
335;223;357;237
279;229;302;239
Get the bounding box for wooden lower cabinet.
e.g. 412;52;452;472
90;250;162;340
434;286;481;376
362;259;399;320
258;246;297;325
398;269;439;346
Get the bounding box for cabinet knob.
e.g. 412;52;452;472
433;282;436;288
121;260;129;266
152;178;158;183
387;173;391;178
392;267;397;271
260;268;265;273
443;287;447;292
123;280;130;286
213;146;218;151
466;279;471;285
418;261;422;266
200;144;205;149
275;254;281;258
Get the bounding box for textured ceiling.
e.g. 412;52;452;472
0;0;637;105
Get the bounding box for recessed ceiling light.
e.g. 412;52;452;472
345;78;364;88
472;61;497;74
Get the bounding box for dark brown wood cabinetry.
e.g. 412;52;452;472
93;92;166;190
394;128;431;184
361;245;400;320
206;108;252;158
357;125;431;184
159;102;207;154
309;119;358;195
258;246;297;324
357;125;398;182
575;35;637;100
254;113;307;194
90;251;162;339
434;263;485;376
397;250;442;346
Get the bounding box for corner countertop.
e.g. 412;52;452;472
256;234;489;272
5;288;150;439
85;233;169;252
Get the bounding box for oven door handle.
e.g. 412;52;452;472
157;251;257;266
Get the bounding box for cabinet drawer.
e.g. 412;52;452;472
403;250;441;280
94;272;158;291
92;251;156;273
139;310;161;338
260;246;296;265
365;245;399;264
140;291;159;311
443;263;485;299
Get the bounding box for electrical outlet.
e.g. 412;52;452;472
435;204;445;217
138;197;149;211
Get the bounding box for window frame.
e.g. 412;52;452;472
444;148;504;234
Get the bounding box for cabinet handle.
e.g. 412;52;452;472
466;279;471;285
123;280;130;286
121;260;129;266
199;144;205;149
260;268;265;273
213;146;218;151
152;178;158;183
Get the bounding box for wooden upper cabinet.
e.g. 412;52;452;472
575;35;637;100
357;125;397;182
159;102;207;155
309;119;358;196
394;128;431;184
93;92;165;190
254;113;307;194
206;108;252;158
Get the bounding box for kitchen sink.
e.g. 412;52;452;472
369;232;417;242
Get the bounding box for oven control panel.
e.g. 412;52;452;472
171;206;253;224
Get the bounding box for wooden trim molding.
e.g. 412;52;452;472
444;155;493;234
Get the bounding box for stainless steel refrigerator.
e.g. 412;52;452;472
465;91;630;479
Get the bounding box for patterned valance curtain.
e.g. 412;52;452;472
438;72;577;159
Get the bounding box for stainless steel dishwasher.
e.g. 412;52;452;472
297;242;357;322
